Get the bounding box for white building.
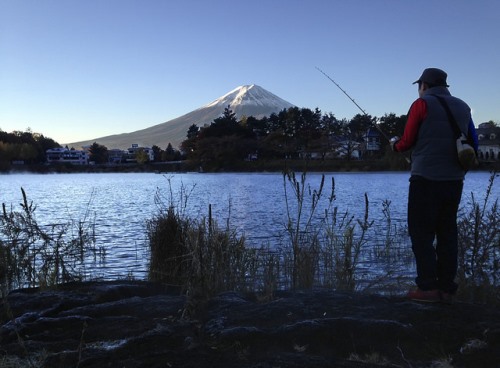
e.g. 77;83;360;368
125;144;155;162
46;147;89;165
476;122;500;161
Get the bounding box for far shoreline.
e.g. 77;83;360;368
1;159;498;175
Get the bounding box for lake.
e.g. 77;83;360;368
1;171;497;280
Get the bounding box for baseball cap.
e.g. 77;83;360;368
413;68;449;87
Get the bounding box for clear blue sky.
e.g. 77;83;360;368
1;0;499;145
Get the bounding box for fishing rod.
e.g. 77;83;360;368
315;66;391;141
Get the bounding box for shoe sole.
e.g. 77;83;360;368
408;295;454;304
409;297;441;303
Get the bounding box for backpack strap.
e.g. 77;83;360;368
431;94;462;139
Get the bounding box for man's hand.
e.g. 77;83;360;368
390;136;399;151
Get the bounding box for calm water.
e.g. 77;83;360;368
1;171;497;279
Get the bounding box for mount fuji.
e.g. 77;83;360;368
67;85;295;150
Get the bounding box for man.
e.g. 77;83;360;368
392;68;478;302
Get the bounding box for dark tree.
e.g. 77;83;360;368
186;124;199;139
164;143;181;161
181;125;200;157
152;145;163;162
89;142;108;164
348;114;376;140
201;106;245;138
378;113;407;138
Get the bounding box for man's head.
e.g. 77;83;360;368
413;68;449;97
413;68;449;87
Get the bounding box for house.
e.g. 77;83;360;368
330;136;362;159
476;122;500;161
364;127;382;155
46;147;88;165
125;144;155;162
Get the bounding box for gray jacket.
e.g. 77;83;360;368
411;87;471;180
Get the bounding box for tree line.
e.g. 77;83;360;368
0;129;59;166
86;142;183;164
1;107;409;166
181;106;407;164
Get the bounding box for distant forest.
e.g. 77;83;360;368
0;129;60;166
1;106;410;168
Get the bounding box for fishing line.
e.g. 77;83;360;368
315;66;391;141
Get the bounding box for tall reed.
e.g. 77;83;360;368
1;188;99;295
147;179;256;315
321;193;374;290
457;171;499;303
282;169;335;289
4;171;497;305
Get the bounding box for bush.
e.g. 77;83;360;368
147;181;257;315
147;206;187;286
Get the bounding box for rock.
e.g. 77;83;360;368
1;281;499;367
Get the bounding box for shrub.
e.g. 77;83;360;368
147;205;187;286
147;181;256;311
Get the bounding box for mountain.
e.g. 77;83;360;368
66;85;295;150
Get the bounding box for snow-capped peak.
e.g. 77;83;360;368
203;84;294;110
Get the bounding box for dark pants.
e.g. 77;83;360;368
408;176;463;294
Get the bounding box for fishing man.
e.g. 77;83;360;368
391;68;478;302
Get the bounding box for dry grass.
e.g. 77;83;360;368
146;170;499;305
1;171;498;305
1;188;100;295
456;170;500;304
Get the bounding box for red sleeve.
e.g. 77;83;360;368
394;98;427;152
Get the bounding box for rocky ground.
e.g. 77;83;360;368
1;281;499;368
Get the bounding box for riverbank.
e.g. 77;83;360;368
1;280;499;368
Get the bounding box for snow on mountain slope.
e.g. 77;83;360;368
66;85;296;150
204;84;295;110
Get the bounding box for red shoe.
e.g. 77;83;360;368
407;288;441;303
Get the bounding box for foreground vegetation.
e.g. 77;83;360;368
1;170;499;306
147;170;499;306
